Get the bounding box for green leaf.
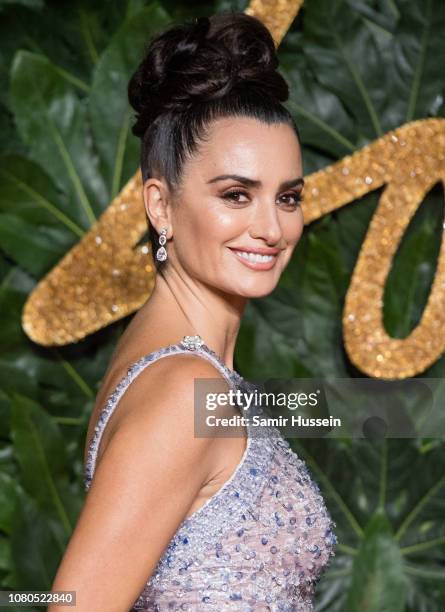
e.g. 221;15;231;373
10;489;61;591
0;154;85;237
279;31;357;157
237;296;314;379
299;224;349;376
301;0;387;138
345;508;408;611
10;393;71;533
391;0;445;121
0;536;12;573
0;212;73;277
331;189;381;276
0;0;44;10
10;50;108;226
0;285;29;352
296;437;445;611
384;181;443;338
90;2;172;198
0;472;20;534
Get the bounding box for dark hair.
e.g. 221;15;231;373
128;10;300;272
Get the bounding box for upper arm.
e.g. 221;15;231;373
49;355;230;611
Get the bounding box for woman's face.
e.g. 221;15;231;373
161;116;304;298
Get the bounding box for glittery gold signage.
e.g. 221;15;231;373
244;0;304;46
21;0;445;380
307;119;445;379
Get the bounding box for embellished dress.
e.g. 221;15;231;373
84;335;337;611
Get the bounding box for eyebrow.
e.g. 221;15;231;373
206;174;305;190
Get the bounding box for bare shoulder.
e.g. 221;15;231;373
49;355;232;609
114;351;231;423
93;351;233;478
92;354;224;491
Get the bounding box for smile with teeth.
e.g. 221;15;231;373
232;250;275;263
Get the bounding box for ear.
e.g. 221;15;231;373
142;177;173;238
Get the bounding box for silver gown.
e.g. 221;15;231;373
84;336;337;611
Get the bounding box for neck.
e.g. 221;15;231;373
136;265;247;369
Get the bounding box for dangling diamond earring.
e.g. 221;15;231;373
156;227;168;262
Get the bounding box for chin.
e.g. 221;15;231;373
231;279;279;299
248;286;278;298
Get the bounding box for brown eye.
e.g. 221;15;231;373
280;192;304;207
222;190;249;203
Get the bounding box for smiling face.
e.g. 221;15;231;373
147;116;304;299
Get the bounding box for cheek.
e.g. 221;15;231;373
282;209;304;246
198;206;245;241
174;202;241;262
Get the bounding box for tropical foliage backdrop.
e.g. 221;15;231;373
0;0;444;610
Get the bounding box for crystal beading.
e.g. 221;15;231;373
180;335;205;350
83;338;337;610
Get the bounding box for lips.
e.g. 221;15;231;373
228;247;279;270
230;246;280;255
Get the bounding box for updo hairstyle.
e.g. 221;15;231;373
128;11;300;271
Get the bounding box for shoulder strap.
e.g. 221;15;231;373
84;338;240;491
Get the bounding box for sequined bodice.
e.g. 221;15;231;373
84;336;337;611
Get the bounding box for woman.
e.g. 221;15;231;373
49;11;337;611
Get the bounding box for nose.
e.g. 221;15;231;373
248;200;283;245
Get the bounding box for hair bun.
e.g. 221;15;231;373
128;12;289;138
